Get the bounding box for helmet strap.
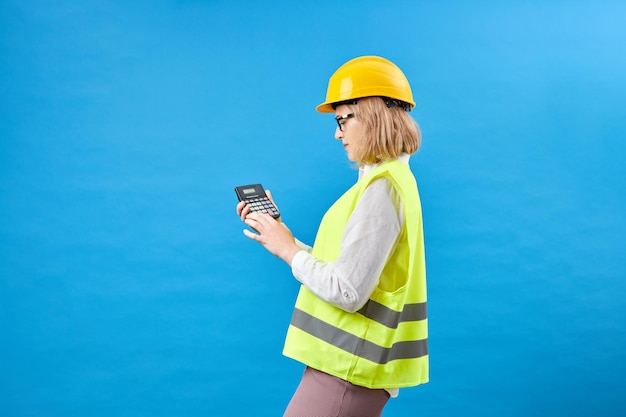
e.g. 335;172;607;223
331;99;359;110
331;97;412;112
382;97;413;112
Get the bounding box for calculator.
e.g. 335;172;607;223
234;183;280;219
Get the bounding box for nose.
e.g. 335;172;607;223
334;126;343;140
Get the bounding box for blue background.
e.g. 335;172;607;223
1;1;625;416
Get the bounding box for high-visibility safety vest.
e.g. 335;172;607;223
283;160;428;389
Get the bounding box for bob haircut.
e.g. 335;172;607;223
349;97;421;166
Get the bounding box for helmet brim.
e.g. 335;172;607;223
315;101;335;113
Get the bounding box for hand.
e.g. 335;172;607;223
243;212;301;265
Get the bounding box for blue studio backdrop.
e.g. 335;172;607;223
1;1;625;416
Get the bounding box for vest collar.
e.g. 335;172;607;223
358;153;411;180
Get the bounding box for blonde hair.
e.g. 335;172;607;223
351;97;421;166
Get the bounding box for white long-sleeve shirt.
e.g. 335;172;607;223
289;155;410;398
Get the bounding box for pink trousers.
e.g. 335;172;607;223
283;367;390;417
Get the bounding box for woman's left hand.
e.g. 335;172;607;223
243;212;301;265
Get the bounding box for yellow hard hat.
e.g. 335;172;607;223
316;55;415;113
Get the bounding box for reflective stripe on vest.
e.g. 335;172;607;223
357;299;427;329
291;308;428;364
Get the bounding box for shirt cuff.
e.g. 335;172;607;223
291;250;312;283
294;238;312;253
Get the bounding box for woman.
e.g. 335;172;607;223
237;56;428;417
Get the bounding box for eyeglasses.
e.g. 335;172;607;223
335;113;354;131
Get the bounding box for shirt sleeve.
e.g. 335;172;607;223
294;239;312;253
291;177;403;312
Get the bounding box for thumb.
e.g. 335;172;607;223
265;189;278;207
265;189;282;221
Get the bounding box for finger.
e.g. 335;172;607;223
247;208;275;222
244;216;258;229
240;204;251;221
265;189;277;207
243;228;259;240
265;190;282;221
255;212;276;227
247;212;271;222
245;214;268;230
